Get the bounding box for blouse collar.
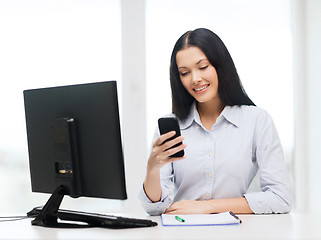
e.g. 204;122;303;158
178;102;241;129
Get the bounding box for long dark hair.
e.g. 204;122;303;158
170;28;255;120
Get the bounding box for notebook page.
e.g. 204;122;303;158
161;212;241;226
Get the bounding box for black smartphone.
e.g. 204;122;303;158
158;117;184;157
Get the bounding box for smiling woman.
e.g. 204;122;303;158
145;0;293;170
139;28;292;216
145;0;294;213
170;29;255;122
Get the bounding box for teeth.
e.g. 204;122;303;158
195;85;208;92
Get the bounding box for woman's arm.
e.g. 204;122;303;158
164;197;253;214
243;110;293;214
143;165;162;202
143;131;186;202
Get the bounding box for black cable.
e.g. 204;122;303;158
0;216;29;222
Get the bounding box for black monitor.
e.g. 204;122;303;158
23;81;156;228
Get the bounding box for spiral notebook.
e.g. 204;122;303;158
161;211;241;226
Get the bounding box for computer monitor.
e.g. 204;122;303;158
23;81;128;227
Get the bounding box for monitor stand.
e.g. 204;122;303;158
27;118;157;229
30;185;92;228
28;185;158;229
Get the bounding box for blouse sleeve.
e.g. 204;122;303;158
244;110;293;214
138;128;176;216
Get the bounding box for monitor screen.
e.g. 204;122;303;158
23;81;127;201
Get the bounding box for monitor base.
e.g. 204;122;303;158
30;185;91;228
28;185;157;229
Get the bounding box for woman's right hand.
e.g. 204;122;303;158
143;131;185;202
147;131;186;172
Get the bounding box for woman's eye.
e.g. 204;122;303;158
200;65;208;70
180;72;189;76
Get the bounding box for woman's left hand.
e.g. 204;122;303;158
164;197;253;215
164;200;212;215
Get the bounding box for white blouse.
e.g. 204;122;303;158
139;103;293;215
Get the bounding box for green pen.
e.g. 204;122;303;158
175;216;185;222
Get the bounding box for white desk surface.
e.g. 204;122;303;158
0;212;320;240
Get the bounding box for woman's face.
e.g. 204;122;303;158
176;46;220;105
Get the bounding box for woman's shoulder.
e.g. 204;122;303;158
229;105;270;117
226;105;273;125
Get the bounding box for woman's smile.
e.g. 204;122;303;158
193;84;210;94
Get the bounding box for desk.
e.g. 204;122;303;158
0;212;320;239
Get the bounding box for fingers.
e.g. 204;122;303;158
159;138;186;160
164;202;181;214
164;200;201;215
150;142;186;163
154;132;184;153
163;141;185;157
163;135;184;150
164;207;187;215
164;205;175;214
153;131;176;146
148;132;186;170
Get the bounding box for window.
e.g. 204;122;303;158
0;0;121;212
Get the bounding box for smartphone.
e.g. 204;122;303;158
158;117;184;157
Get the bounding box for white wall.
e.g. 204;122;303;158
0;0;320;214
306;0;321;213
0;0;123;214
121;0;147;213
293;0;321;213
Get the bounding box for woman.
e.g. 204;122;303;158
139;28;292;216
